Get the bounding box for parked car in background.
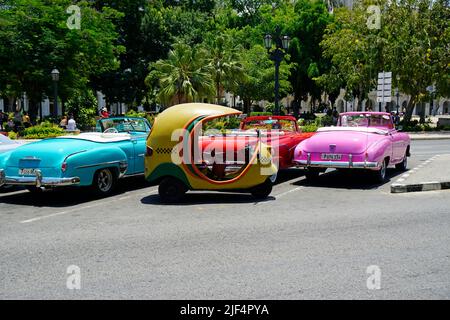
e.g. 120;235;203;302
294;112;410;182
0;117;151;195
200;115;315;170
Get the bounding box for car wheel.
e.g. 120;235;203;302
251;179;273;199
374;159;388;183
158;177;187;203
92;168;116;196
395;154;408;171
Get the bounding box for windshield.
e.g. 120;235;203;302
339;114;393;129
97;118;150;133
242;119;296;132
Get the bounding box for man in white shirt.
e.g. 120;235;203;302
67;116;77;131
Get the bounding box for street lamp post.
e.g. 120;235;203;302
264;27;290;116
395;75;400;114
51;69;60;118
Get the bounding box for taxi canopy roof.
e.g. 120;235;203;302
152;103;241;137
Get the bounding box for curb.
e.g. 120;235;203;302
391;181;450;193
410;136;450;141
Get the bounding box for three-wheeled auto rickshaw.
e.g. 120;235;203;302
144;103;278;203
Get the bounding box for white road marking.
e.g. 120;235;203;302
20;189;158;224
274;186;304;199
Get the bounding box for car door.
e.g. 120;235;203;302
132;134;147;174
390;129;404;162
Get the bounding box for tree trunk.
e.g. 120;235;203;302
243;98;251;115
403;96;417;123
28;100;39;124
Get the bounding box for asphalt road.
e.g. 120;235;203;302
1;140;449;299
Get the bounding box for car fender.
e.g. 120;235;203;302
64;146;128;186
365;136;392;164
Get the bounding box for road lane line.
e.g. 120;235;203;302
19;189;158;224
274;186;304;199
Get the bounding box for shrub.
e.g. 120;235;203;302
249;112;272;117
125;110;156;126
300;124;319;133
8;131;17;140
21;123;65;139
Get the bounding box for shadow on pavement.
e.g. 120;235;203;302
141;192;275;206
0;176;153;208
292;168;406;190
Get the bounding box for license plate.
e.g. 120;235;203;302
321;153;342;160
19;168;37;176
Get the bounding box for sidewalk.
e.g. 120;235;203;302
408;131;450;140
391;154;450;193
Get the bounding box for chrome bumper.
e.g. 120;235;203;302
295;160;379;169
295;153;380;170
0;169;80;187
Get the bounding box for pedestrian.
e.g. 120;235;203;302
13;107;22;132
0;110;4;131
67;114;77;131
100;107;109;118
394;112;401;126
59;115;68;129
7;118;15;131
332;107;339;126
22;111;31;128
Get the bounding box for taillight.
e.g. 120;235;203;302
61;162;67;172
146;146;153;156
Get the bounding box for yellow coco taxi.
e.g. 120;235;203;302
145;103;278;203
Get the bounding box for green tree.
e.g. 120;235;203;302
0;0;123;119
202;34;244;103
236;44;292;114
146;42;215;106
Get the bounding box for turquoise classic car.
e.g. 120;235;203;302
0;117;151;195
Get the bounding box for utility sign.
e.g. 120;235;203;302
377;71;392;103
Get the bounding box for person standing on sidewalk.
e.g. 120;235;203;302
22;111;31;128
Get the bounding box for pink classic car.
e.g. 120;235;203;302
293;112;410;182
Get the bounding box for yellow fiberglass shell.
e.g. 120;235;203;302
144;103;277;190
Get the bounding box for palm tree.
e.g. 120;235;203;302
204;35;244;104
147;42;215;106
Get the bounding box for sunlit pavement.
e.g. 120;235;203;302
0;140;449;299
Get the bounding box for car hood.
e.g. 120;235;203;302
4;138;99;167
300;128;386;154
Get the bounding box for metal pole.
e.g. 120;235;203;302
274;53;280;116
53;81;58;118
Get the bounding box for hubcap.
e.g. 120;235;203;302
97;170;113;192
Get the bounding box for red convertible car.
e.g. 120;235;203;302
199;115;314;170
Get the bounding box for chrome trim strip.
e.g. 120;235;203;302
63;150;88;162
76;160;122;169
295;160;379;169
